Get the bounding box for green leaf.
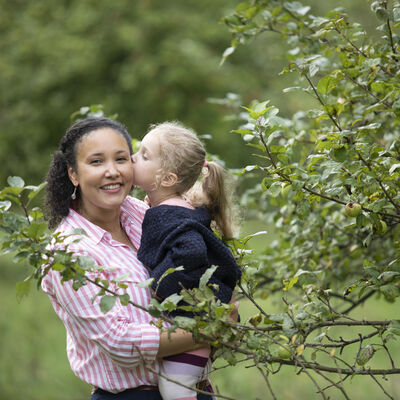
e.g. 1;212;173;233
29;208;44;220
173;316;197;330
100;295;117;313
389;163;400;175
136;278;154;288
70;228;88;236
370;81;386;92
261;177;273;190
387;320;400;336
78;256;96;270
7;176;25;188
51;263;66;271
161;294;184;311
379;284;400;302
220;45;237;66
375;7;389;21
26;222;48;239
199;265;218;290
16;279;31;303
253;101;271;113
1;186;25;197
317;75;338;94
269;182;282;197
284;2;311;16
332;147;347;162
119;293;131;306
283;276;298;291
0;200;12;211
27;182;47;200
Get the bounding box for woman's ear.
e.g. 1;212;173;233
67;166;79;187
161;172;178;188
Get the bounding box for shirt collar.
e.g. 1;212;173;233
67;208;112;245
119;200;136;232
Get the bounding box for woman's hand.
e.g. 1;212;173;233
144;195;151;207
228;294;239;322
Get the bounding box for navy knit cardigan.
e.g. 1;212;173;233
137;205;241;312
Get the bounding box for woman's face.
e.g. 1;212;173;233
68;128;133;217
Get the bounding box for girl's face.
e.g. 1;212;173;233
132;130;163;193
68;128;133;218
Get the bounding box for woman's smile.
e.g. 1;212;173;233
101;183;123;193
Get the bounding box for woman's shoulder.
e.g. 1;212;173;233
121;195;149;225
122;195;148;214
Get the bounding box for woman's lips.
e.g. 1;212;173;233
101;183;122;193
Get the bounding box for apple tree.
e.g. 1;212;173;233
217;0;400;398
1;1;400;399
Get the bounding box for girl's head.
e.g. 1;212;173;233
133;121;237;238
133;121;205;194
45;117;133;228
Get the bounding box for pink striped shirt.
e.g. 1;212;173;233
41;196;163;393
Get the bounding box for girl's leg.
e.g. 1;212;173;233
158;348;210;400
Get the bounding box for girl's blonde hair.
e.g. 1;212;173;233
147;121;237;238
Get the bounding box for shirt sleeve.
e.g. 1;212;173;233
42;250;160;369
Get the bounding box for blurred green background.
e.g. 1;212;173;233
1;0;398;398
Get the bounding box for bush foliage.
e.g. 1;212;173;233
1;1;400;399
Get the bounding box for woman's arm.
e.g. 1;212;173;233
157;295;239;358
157;329;205;358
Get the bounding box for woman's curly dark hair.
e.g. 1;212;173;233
45;117;133;229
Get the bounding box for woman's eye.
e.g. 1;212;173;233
117;157;128;162
90;159;102;165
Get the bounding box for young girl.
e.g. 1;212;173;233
132;121;241;400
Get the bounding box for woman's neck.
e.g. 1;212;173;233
78;203;122;234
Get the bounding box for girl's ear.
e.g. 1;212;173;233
161;172;178;188
67;166;79;187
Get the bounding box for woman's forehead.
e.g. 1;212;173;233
76;128;130;155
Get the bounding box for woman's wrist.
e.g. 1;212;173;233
157;329;205;358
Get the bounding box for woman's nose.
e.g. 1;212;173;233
105;162;120;177
131;154;136;163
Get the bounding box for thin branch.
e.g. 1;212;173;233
255;364;277;400
369;372;395;400
344;72;391;109
356;152;400;214
341;290;375;314
329;292;356;305
333;23;368;58
305;329;380;349
238;282;270;319
265;357;400;376
382;343;396;369
383;0;397;54
303;73;342;132
257;124;278;169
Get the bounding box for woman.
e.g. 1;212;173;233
42;117;228;399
